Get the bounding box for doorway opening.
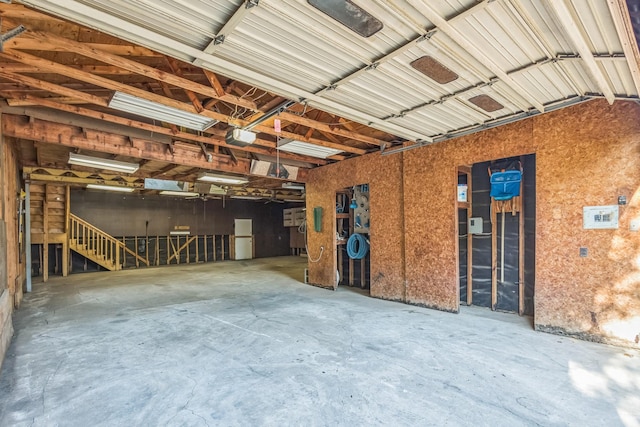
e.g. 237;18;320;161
336;184;371;292
458;155;535;315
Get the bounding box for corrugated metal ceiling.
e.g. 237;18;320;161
20;0;640;144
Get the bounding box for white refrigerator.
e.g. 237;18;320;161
233;219;253;260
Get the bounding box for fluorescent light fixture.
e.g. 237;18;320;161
86;184;134;193
170;230;191;235
109;91;218;131
231;196;263;200
159;191;201;197
284;199;305;203
197;173;249;185
282;182;305;190
278;139;343;159
69;153;139;173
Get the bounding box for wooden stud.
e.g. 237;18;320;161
43;185;49;282
62;185;70;277
221;235;225;261
204;235;208;262
213;235;217;261
491;200;497;310
466;168;473;306
518;173;525;315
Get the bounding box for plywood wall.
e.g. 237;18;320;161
0;136;24;306
307;99;640;347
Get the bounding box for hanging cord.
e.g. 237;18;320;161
299;218;324;263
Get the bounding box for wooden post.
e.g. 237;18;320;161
518;178;525;315
360;257;366;289
166;235;170;264
204;235;208;262
156;235;160;266
221;235;225;260
145;235;149;266
213;235;217;261
62;185;70;277
186;236;190;264
466;168;473;306
337;246;343;286
491;200;497;310
122;236;127;268
115;240;120;270
196;236;199;263
43;185;49;282
134;236;139;268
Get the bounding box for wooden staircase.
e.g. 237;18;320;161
69;213;148;271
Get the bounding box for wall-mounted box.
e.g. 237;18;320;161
457;184;468;202
583;205;619;229
468;217;483;234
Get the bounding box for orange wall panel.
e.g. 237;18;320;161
307;99;640;347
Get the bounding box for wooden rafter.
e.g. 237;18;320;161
5;94;333;164
3;114;309;182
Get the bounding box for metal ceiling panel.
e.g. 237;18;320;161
19;0;640;145
75;0;239;49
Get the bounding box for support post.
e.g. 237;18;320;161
25;182;31;292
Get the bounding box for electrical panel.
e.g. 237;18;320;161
468;217;483;234
352;184;370;234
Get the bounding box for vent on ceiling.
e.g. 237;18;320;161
410;56;458;84
468;95;504;112
307;0;383;38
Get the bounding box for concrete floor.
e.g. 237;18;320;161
0;257;638;427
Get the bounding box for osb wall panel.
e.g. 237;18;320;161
306;153;405;299
534;101;640;345
403;119;535;311
308;99;640;346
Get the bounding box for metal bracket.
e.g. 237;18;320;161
0;23;26;52
246;0;259;9
213;34;225;45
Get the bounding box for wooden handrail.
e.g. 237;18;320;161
69;213;149;268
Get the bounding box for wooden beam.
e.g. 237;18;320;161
0;71;108;106
25;31;257;111
4;37;161;57
166;57;205;113
0;49;228;122
22;31;389;148
202;70;226;97
12;94;329;164
3;114;254;176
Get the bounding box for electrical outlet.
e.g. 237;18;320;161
631;219;640;232
579;247;588;257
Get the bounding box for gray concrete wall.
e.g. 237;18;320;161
70;191;293;258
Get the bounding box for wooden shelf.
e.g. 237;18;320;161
457;202;470;209
336;213;350;219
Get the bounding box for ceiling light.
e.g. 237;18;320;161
232;196;263;200
159;191;201;197
108;91;218;131
284;199;305;203
282;182;305;190
277;139;343;159
86;184;134;193
307;0;383;38
69;153;139;173
197;173;249;185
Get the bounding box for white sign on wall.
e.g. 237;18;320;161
583;205;619;229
